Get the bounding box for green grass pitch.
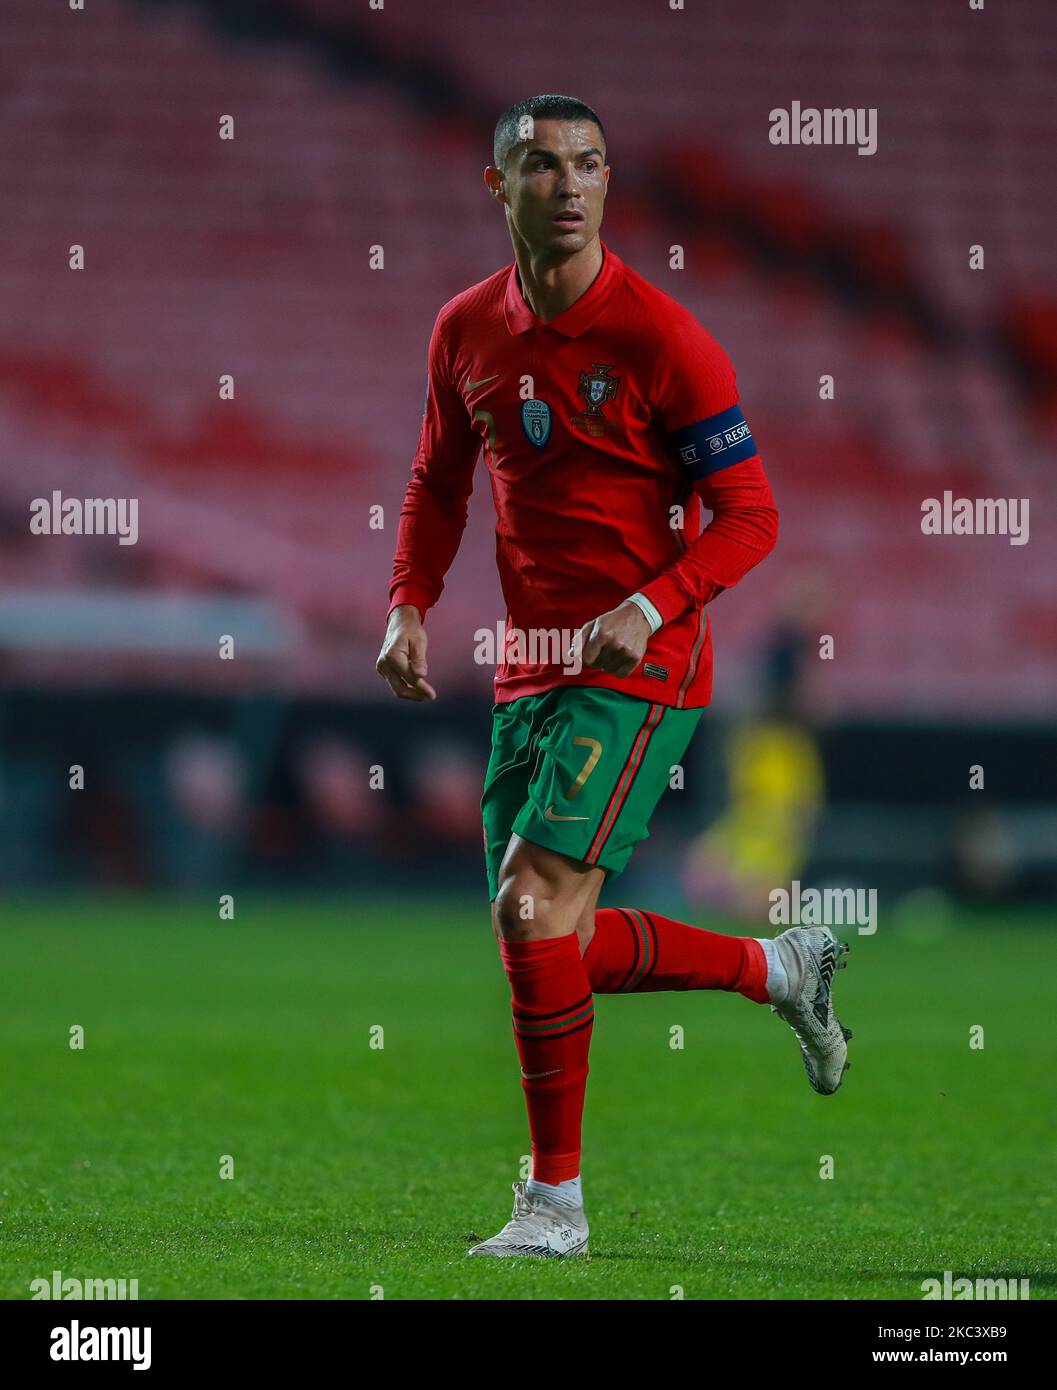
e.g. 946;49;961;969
2;895;1054;1300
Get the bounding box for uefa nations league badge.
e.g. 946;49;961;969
521;398;552;448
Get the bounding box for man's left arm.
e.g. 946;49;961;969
579;328;778;676
636;455;778;625
578;459;777;675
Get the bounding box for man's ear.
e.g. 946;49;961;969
484;165;506;204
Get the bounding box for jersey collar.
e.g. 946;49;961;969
504;241;623;337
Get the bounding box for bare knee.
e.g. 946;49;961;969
493;859;555;941
492;839;604;943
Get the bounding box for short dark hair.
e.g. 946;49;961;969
493;95;606;172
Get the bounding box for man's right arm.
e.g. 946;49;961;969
377;310;481;701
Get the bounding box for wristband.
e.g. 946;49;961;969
626;591;663;634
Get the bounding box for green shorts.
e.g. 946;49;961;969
481;686;703;900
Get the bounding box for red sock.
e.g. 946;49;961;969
583;907;769;1003
499;933;593;1185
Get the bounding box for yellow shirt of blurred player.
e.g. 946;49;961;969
708;718;825;885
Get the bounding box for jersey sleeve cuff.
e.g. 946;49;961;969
638;573;691;626
387;582;433;621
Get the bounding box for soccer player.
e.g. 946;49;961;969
377;95;851;1258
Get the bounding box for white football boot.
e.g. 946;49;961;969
771;927;852;1095
467;1181;589;1258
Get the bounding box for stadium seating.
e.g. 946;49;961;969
1;0;1053;712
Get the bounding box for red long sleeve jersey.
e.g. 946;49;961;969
388;242;778;708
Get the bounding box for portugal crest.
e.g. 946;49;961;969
577;362;620;417
521;398;552;448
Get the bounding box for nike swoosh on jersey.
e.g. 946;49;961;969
544;806;589;822
464;373;500;393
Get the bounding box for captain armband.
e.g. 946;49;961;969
667;404;757;479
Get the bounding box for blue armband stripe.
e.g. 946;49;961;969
668;405;757;478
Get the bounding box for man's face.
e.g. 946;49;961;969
491;118;608;255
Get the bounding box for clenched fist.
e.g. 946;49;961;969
573;599;651;678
